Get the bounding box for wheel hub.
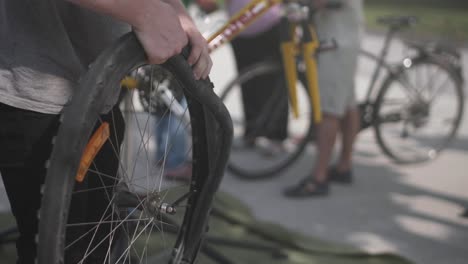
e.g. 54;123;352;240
408;102;430;128
145;192;177;217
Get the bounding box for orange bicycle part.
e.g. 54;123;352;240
121;76;138;89
75;122;110;182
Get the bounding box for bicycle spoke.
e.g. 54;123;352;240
37;36;224;263
427;74;452;103
375;57;463;163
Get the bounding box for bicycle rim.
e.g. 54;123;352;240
220;62;314;180
374;56;464;164
38;34;210;264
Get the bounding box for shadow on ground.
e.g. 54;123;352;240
220;139;468;264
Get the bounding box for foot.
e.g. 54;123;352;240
283;177;329;198
328;166;353;184
164;163;192;182
461;208;468;218
231;136;255;150
256;138;285;157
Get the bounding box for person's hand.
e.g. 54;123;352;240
133;0;189;64
69;0;211;79
179;14;212;80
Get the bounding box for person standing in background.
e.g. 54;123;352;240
198;0;289;153
284;0;363;197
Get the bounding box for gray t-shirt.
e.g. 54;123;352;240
0;0;130;114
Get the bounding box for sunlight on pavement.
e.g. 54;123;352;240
348;232;399;253
398;151;468;200
391;193;468;227
395;215;453;241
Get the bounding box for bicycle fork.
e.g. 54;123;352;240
280;18;322;124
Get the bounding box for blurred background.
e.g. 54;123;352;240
364;0;468;44
1;1;467;264
204;1;468;264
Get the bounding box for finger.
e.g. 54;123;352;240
187;42;202;66
192;57;206;80
192;52;212;80
192;61;203;80
200;56;212;79
174;32;189;56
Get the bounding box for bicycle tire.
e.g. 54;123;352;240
220;61;314;180
373;54;464;164
37;33;223;264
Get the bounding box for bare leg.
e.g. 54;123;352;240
283;113;340;197
312;113;340;182
336;106;360;172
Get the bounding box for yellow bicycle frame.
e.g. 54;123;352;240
78;0;324;181
279;19;322;123
207;0;282;51
302;24;322;123
207;0;322;123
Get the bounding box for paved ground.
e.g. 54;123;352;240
208;31;468;264
1;26;467;264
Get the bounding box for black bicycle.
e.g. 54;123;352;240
221;15;465;180
37;33;233;264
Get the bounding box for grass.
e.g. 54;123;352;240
364;3;468;45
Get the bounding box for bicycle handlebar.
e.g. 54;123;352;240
286;0;342;9
376;15;418;29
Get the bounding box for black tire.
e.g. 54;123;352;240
373;55;464;164
220;61;314;180
37;33;219;264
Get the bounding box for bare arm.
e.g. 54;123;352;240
162;0;212;79
69;0;211;79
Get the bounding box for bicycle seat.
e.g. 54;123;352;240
377;15;418;29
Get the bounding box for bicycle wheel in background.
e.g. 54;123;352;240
38;33;220;264
373;55;464;164
220;61;314;180
355;49;393;130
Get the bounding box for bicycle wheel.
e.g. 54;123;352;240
356;49;395;130
220;61;314;180
373;55;464;164
37;33;222;264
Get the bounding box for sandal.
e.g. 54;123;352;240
461;208;468;218
328;166;353;184
283;177;329;198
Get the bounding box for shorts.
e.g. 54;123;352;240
317;45;359;117
314;0;363;117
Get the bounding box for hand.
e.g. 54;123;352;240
133;0;189;64
179;15;212;80
70;0;211;79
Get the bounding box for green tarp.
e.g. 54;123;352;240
195;191;413;264
0;191;413;264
